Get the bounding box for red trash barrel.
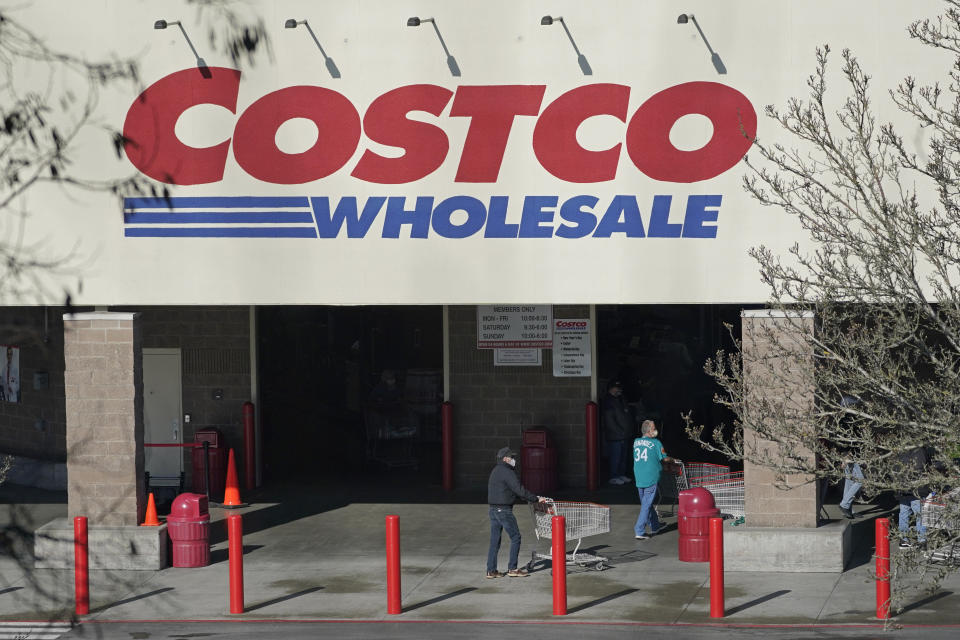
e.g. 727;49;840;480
191;428;227;498
167;493;210;567
520;428;557;494
678;487;719;562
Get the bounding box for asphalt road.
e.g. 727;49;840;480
61;621;960;640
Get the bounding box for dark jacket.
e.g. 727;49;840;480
894;446;934;501
487;461;538;505
602;392;633;441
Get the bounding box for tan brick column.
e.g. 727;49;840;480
741;309;818;528
64;312;145;526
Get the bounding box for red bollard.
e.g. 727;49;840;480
242;402;256;491
441;402;454;491
552;515;567;616
709;517;724;618
386;515;402;614
876;517;891;619
585;402;598;492
228;514;244;614
74;516;89;616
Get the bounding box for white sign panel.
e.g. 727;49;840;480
552;319;591;377
494;349;542;366
477;305;552;348
8;1;945;304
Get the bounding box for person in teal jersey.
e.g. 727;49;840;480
632;419;678;539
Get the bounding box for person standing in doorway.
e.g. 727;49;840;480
486;446;548;578
633;419;678;540
602;380;634;485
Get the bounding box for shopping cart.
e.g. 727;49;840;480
685;462;731;488
528;499;611;571
921;489;960;564
657;460;687;516
699;470;745;519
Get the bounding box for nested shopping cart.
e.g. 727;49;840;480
698;470;745;519
921;489;960;564
665;462;745;519
527;499;611;571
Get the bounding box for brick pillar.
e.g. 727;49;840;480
741;309;817;528
64;312;144;526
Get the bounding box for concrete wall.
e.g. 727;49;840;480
449;305;592;489
741;310;818;528
64;312;145;526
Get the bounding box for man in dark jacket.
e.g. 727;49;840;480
487;446;547;578
602;380;634;485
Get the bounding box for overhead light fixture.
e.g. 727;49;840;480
154;19;211;77
540;16;592;76
284;18;341;79
676;13;727;75
407;16;461;77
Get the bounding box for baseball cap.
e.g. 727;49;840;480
607;379;623;390
496;446;517;460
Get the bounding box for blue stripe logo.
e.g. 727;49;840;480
123;196;317;238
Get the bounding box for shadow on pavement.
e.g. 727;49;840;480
897;590;953;616
567;588;639;614
91;587;175;614
246;586;325;612
210;544;264;564
403;587;476;613
0;587;22;597
725;589;791;615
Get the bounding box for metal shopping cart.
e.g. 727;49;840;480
699;470;745;519
921;489;960;564
528;499;611;571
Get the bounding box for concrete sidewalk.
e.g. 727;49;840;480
1;482;959;626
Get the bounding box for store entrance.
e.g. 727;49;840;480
257;306;443;483
596;304;748;468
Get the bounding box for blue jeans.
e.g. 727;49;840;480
634;484;661;536
605;439;626;479
840;463;863;509
487;506;522;571
898;498;926;543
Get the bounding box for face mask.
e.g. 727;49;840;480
507;458;516;467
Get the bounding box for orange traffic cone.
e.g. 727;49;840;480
222;448;245;508
141;492;160;526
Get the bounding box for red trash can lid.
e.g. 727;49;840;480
169;492;209;520
678;487;719;516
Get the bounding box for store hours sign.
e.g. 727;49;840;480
477;305;553;348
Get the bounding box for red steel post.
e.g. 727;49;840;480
228;514;244;614
73;516;89;616
585;402;598;491
551;515;567;615
876;517;891;619
242;401;256;491
386;515;402;614
709;517;724;618
441;402;454;491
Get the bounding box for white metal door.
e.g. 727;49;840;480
143;348;183;485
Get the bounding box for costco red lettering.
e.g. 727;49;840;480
351;85;453;184
234;86;361;184
556;321;587;328
533;83;630;183
123;69;757;186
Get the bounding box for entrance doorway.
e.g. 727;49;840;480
257;306;443;482
596;305;746;466
143;348;184;491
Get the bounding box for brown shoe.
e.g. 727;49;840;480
485;570;505;579
507;568;529;577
